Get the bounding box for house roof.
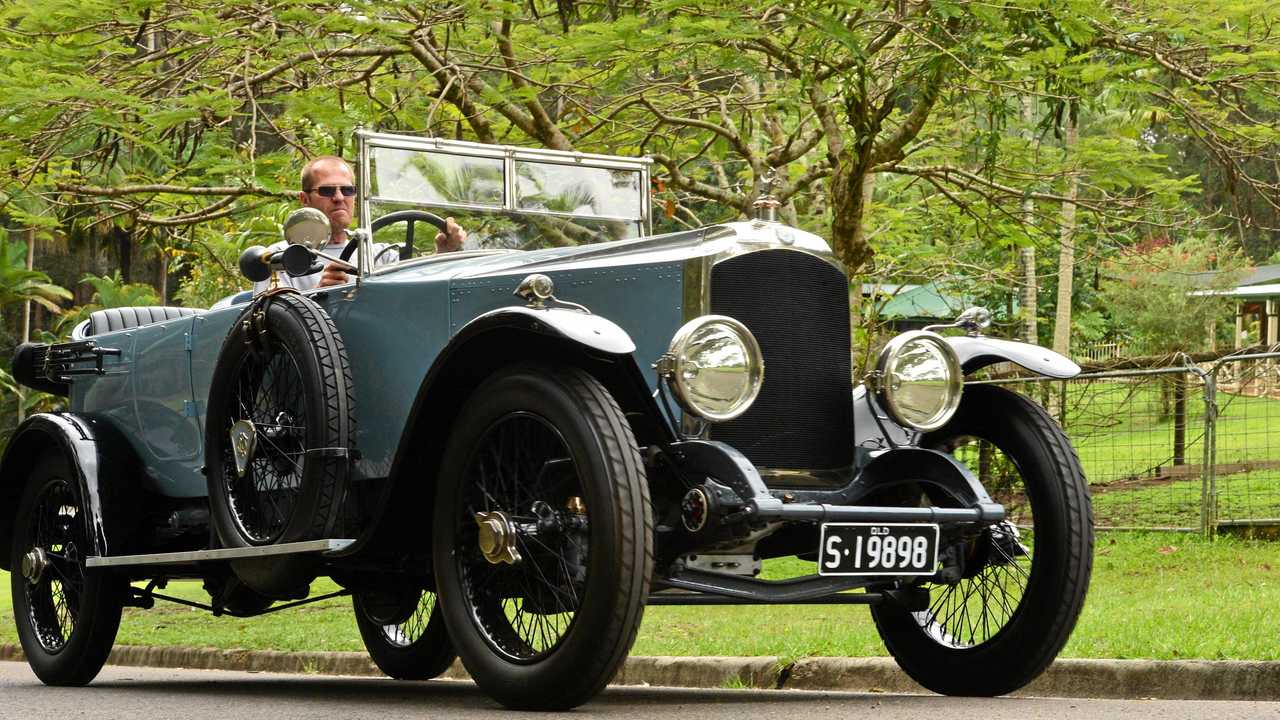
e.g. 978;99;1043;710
876;281;970;320
1191;264;1280;288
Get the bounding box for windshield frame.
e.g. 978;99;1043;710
354;130;653;274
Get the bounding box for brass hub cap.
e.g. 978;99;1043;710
21;546;49;585
475;511;522;565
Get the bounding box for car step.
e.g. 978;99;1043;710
85;539;354;568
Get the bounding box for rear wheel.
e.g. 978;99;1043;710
870;384;1093;696
10;455;125;686
433;365;652;710
354;589;456;680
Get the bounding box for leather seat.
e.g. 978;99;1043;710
84;306;204;337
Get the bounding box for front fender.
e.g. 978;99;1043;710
338;305;670;560
853;337;1079;450
0;413;142;569
946;336;1080;378
465;305;636;355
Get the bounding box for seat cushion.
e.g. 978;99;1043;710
86;306;204;337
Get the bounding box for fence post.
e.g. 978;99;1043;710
1173;374;1186;465
1057;379;1068;428
1199;367;1218;539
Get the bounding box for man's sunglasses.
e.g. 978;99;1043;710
307;185;357;198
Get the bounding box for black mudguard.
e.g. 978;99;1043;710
0;413;143;570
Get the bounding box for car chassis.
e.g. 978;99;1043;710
3;129;1092;709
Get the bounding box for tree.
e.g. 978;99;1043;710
1;0;1278;361
1100;236;1244;356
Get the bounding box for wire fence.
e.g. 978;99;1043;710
977;351;1280;536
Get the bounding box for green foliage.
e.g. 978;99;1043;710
0;0;1275;356
1100;236;1246;355
55;271;162;336
0;237;71;313
170;225;265;309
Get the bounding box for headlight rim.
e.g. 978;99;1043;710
661;314;764;423
874;330;962;432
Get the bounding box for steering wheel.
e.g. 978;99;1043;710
346;210;449;264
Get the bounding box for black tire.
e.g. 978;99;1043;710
205;292;354;547
870;384;1093;696
433;365;652;710
10;455;125;686
354;589;456;680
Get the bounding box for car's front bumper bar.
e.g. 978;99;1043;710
666;439;1005;527
749;501;1005;524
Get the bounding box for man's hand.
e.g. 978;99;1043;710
316;261;351;288
435;217;467;253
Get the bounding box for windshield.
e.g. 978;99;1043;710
358;131;652;254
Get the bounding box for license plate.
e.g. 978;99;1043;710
818;523;939;576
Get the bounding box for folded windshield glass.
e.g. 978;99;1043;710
358;131;652;251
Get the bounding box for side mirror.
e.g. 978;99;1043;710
283;207;331;250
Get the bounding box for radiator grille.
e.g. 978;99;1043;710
708;249;854;470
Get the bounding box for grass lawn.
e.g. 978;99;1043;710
1;532;1276;661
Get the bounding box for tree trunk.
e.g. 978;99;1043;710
1052;108;1079;357
848;171;876;375
1020;95;1037;344
21;227;34;343
17;228;36;423
115;226;132;282
829;147;877;276
156;245;168;303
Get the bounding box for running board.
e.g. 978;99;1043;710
85;539;355;568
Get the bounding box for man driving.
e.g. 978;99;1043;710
258;155;466;291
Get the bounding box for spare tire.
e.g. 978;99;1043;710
205;291;354;552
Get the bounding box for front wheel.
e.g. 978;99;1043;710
353;589;456;680
870;384;1093;696
10;455;125;686
433;365;652;710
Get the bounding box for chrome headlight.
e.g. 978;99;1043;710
658;315;764;422
874;331;962;431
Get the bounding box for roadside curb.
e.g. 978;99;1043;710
2;643;1278;701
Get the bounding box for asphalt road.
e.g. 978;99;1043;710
1;661;1277;720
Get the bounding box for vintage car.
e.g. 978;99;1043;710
3;130;1092;710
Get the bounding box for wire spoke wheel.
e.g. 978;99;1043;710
24;479;85;653
224;342;309;544
205;292;354;569
378;591;436;647
870;384;1092;697
914;436;1034;649
454;412;587;662
433;365;651;710
10;455;124;686
354;587;456;680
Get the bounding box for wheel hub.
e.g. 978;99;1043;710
987;521;1030;564
475;511;522;565
230;419;257;478
21;546;49;585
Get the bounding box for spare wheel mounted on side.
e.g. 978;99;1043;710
204;290;355;597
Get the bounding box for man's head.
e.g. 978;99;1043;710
299;156;356;242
